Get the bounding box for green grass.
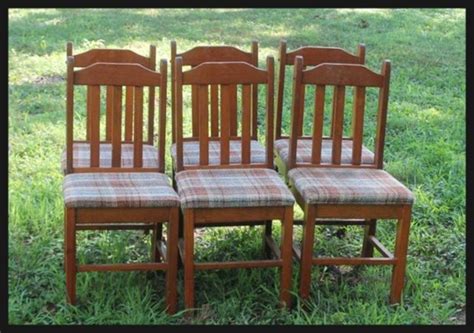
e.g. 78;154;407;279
8;8;466;324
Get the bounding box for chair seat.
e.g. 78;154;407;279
288;167;414;205
61;143;159;174
274;138;374;166
176;168;295;209
170;140;266;168
63;172;179;208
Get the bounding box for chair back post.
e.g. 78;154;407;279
276;39;287;140
158;59;168;173
66;56;75;174
251;40;259;139
147;45;157;145
287;55;303;170
357;43;366;64
374;60;391;169
266;56;275;169
175;56;184;172
170;40;177;144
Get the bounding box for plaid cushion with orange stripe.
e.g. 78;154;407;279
170;140;266;167
63;172;179;208
288;167;414;205
61;143;159;174
176;168;295;209
275;138;374;165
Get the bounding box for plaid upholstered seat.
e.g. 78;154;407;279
170;140;266;167
176;168;295;209
61;143;159;174
288;167;414;205
63;172;179;208
274;138;374;166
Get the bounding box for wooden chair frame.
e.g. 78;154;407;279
174;56;294;311
273;40;375;261
288;56;412;304
64;58;179;313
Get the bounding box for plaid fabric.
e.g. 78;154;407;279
170;140;266;167
176;168;295;209
63;172;179;208
61;143;159;174
274;138;374;165
288;167;414;205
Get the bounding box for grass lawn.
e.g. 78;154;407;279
8;8;466;324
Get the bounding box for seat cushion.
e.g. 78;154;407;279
170;140;266;167
176;168;295;209
288;167;414;205
61;143;159;174
63;172;179;208
274;138;374;166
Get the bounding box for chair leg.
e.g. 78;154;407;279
280;207;293;308
263;220;273;258
183;209;195;312
151;223;163;262
361;219;377;257
390;205;412;304
299;205;316;300
166;208;179;314
65;207;76;305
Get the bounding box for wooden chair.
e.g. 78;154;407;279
273;40;380;262
170;41;264;169
174;57;295;311
287;57;414;304
275;40;367;179
62;42;158;174
62;58;180;314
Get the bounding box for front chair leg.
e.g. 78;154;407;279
65;207;77;305
299;205;316;300
166;208;179;314
183;209;195;313
280;207;293;308
390;205;412;304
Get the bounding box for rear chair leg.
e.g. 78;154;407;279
263;220;273;258
280;207;293;308
166;208;179;314
390;206;412;304
183;209;195;314
361;219;377;257
65;207;76;305
152;223;163;262
299;205;316;300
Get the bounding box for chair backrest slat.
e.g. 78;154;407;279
66;57;166;174
220;84;231;165
105;86;114;141
133;86;144;167
311;85;325;164
229;85;238;136
199;85;209;165
331;85;346;165
171;41;259;143
276;40;365;140
351;86;366;165
125;86;134;141
287;56;391;170
210;84;219;137
111;85;123;167
88;85;101;167
174;57;273;172
241;84;252;164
